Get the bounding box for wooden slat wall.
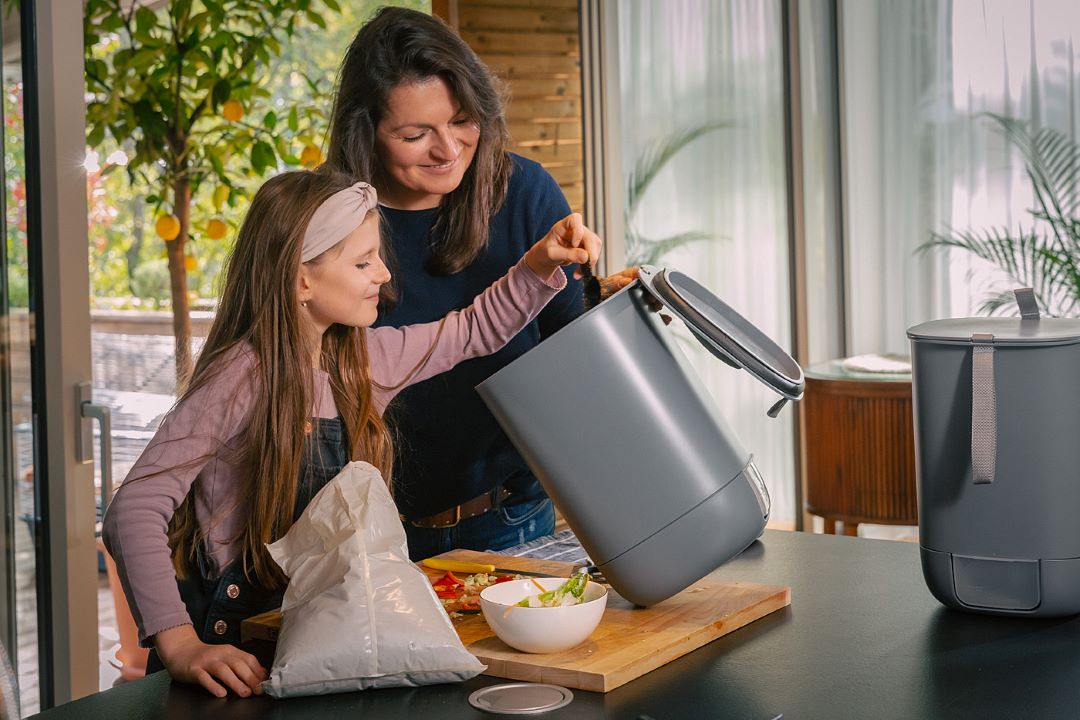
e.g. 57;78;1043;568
434;0;584;213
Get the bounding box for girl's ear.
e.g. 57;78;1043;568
296;264;315;304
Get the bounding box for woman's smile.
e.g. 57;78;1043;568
421;157;457;173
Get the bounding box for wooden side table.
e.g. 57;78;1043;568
803;359;918;536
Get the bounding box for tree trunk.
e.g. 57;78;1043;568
168;174;193;390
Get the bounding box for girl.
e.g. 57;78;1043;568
101;169;601;698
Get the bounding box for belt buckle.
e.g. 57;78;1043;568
430;504;462;530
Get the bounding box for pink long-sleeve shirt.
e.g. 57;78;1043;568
102;259;565;645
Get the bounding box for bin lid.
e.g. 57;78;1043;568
907;317;1080;346
638;265;804;402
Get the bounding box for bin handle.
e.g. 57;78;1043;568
969;289;1039;486
970;333;996;485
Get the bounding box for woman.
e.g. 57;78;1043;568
326;7;630;559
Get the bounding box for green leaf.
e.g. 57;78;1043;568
87;124;106;147
287;105;299;132
250;140;275;175
134;7;159;34
263;111;277;130
212;79;231;108
304;10;327;29
322;0;341;11
208;152;225;177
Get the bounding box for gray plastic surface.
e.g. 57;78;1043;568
910;312;1080;616
921;548;1080;617
478;282;769;606
598;463;768;606
952;555;1039;611
907;317;1080;345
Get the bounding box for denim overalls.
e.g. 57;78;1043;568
146;418;349;673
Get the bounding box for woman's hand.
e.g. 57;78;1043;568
154;624;267;698
525;213;602;281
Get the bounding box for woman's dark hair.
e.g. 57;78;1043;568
327;6;512;280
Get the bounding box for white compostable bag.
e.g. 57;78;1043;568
263;461;484;698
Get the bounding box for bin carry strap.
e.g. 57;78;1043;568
970;288;1041;485
970;333;997;485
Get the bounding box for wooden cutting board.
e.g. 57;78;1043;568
242;548;790;693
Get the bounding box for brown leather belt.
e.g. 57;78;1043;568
407;487;512;529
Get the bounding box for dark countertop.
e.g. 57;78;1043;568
29;530;1080;720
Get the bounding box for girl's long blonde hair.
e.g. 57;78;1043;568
167;170;394;588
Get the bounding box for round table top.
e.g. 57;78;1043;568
804;355;911;383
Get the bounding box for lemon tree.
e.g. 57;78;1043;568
84;0;342;384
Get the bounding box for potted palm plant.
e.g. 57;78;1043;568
921;113;1080;316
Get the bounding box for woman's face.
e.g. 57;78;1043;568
299;213;391;332
374;76;480;210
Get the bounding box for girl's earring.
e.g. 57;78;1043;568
301;301;307;308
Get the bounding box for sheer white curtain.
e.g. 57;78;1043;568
843;0;1080;355
614;1;794;524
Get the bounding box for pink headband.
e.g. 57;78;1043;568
301;181;378;262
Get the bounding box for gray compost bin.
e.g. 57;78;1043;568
908;289;1080;617
478;266;803;606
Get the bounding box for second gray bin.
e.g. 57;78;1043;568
908;290;1080;617
478;266;802;606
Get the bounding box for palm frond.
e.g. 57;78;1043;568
977;289;1025;316
923;226;1071;315
626;230;714;267
624;122;730;221
985;114;1080;248
923;114;1080;317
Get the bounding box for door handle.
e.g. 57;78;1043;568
76;381;113;517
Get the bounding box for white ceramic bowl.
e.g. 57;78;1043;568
479;576;608;654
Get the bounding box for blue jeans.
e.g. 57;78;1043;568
404;497;555;562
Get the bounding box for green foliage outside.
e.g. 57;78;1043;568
4;79;28;308
86;0;428;308
82;0;427;382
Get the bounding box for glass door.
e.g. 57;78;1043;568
2;5;41;713
1;0;99;713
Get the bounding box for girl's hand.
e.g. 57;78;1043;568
525;213;602;281
154;624;267;698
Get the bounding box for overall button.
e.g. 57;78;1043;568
226;583;240;599
213;620;228;636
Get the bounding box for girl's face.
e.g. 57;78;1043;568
374;76;480;210
299;213;391;333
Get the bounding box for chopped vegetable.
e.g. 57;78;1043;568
430;571;522;617
516;572;590;608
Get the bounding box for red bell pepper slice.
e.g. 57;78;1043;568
432;571;464;587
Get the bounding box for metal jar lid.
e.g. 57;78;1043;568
467;683;574;715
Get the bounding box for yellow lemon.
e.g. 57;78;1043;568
300;144;324;168
206;218;227;240
222;99;244;122
184;255;197;272
212;185;230;209
155;214;180;241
